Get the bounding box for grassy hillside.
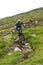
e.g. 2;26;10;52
0;7;43;30
0;7;43;65
0;26;43;65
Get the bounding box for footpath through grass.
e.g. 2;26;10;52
0;26;43;65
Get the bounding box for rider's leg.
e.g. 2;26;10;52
21;33;25;41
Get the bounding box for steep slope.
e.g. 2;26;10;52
0;26;43;65
0;7;43;30
0;7;43;65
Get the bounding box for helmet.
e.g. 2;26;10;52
17;19;21;22
17;19;21;23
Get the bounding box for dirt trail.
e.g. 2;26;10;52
7;38;33;59
2;22;34;59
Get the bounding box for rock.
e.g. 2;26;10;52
31;34;37;37
14;47;21;52
21;42;33;59
4;34;11;39
14;38;19;43
7;53;12;55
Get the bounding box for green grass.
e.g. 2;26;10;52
0;36;13;58
0;26;43;65
0;51;23;65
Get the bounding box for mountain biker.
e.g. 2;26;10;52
15;19;25;40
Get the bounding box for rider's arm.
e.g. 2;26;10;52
22;22;26;28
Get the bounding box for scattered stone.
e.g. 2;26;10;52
14;38;19;43
4;34;11;39
7;38;33;59
31;34;37;37
14;47;21;52
7;53;12;55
